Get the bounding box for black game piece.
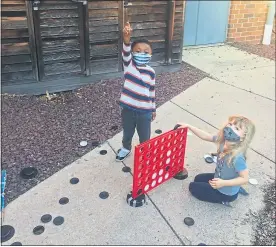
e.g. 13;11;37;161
122;166;131;173
41;214;52;223
11;242;22;246
53;216;64;226
70;177;79;184
33;226;44;235
20;167;38;179
99;191;109;199
1;225;15;243
59;197;69;205
184;217;195;226
155;129;162;134
100;150;107;155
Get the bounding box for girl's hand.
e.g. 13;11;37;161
177;123;190;129
209;178;225;189
123;22;132;44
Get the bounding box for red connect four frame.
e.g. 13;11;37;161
132;127;188;199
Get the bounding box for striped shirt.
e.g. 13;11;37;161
119;42;156;113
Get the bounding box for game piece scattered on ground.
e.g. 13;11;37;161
20;167;38;179
80;141;88;147
41;214;52;223
184;217;195;226
70;177;79;184
99;191;109;199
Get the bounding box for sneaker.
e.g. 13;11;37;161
116;148;131;162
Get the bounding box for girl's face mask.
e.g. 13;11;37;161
223;127;241;142
132;52;152;66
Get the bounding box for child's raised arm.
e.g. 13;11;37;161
122;22;132;67
178;123;215;142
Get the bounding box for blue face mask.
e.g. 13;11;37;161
223;127;240;142
132;52;152;66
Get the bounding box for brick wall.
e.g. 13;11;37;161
227;1;269;44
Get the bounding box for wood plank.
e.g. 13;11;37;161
40;10;79;19
132;28;166;38
1;17;27;29
88;9;118;18
41;26;79;37
128;1;167;7
43;51;81;63
150;52;166;62
1;5;26;12
1;70;34;82
88;1;118;9
1;62;32;73
1;42;29;56
1;28;29;38
41;0;74;4
1;37;29;44
90;58;118;74
39;3;78;10
140;36;166;42
42;39;80;53
40;18;79;28
131;22;166;30
151;41;166;50
1;54;31;65
1;0;25;4
129;13;167;22
89;18;118;27
44;61;81;76
90;43;118;58
174;12;183;21
128;6;167;15
89;25;118;33
89;31;119;43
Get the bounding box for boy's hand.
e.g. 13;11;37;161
123;22;132;45
152;112;156;121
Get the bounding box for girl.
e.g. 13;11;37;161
178;115;255;204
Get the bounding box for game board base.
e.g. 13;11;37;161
173;168;188;180
126;191;146;207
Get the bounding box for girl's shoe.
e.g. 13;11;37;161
116;148;131;162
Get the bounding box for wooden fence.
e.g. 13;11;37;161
1;0;185;95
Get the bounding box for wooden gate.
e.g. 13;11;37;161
86;0;123;75
1;0;38;85
32;0;85;81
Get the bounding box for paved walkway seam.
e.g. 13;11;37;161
206;75;275;102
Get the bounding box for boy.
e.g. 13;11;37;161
116;22;156;162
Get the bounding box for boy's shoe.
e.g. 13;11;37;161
116;148;131;162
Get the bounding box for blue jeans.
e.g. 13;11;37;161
121;107;152;150
189;173;238;203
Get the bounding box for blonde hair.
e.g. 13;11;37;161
215;115;256;166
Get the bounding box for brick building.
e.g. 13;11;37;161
227;0;275;44
182;0;275;46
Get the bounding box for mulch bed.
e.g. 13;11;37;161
253;182;276;246
1;62;208;204
230;41;275;61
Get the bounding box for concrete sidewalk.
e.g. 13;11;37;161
2;45;275;245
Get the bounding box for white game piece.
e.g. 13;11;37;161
249;178;258;185
80;141;88;147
